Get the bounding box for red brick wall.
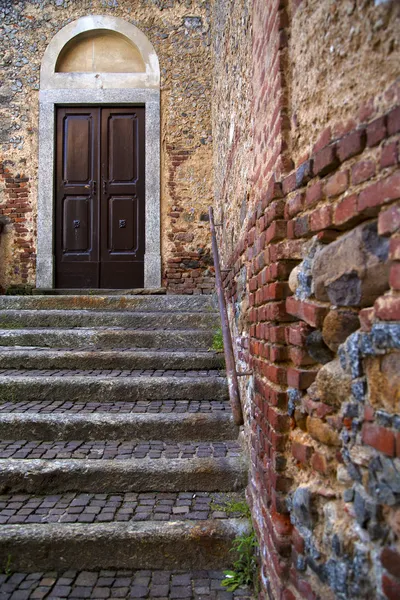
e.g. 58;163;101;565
213;0;400;597
0;162;35;291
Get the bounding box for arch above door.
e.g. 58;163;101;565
37;15;161;289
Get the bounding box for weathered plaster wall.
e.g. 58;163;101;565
0;0;213;293
289;0;400;166
213;0;400;598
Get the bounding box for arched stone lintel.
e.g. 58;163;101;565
40;15;160;90
37;16;161;290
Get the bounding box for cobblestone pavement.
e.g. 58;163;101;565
0;348;216;354
0;441;241;460
0;570;253;599
0;400;231;414
0;492;244;524
0;370;224;378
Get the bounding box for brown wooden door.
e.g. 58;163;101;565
55;106;145;289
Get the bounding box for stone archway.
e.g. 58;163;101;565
36;15;161;289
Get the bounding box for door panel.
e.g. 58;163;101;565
63;115;92;184
56;108;99;289
100;107;145;288
62;196;91;254
55;106;145;289
108;196;139;253
108;114;138;183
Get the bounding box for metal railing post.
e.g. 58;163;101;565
209;206;244;426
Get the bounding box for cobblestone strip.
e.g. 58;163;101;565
0;492;245;525
0;369;224;378
0;570;253;599
0;400;231;414
0;441;241;460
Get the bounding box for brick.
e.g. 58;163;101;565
268;406;291;433
334;194;359;226
311;452;329;473
359;307;375;331
292;215;310;238
309;205;332;232
282;172;297;195
305;181;323;208
358;172;400;213
387;106;400;136
266;220;287;244
313;145;339;177
289;346;316;366
286;296;329;328
337;128;366;162
382;574;400;600
291;441;313;464
390;263;400;290
381;547;400;579
286;322;313;347
362;423;395;456
366;116;387;147
295;160;313;187
285;193;304;218
325;170;349;198
313;127;331;153
378;203;400;236
389;236;400;260
351;160;376;185
287;367;318;390
374;294;400;320
381;141;399;169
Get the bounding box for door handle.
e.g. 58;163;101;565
91;180;97;195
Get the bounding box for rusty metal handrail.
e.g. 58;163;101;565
209;206;244;426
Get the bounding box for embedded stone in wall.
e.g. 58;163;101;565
365;352;400;413
309;358;352;407
322;308;361;352
312;221;390;307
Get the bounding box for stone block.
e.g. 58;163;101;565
365;353;400;413
322;308;360;352
311;221;390;307
312;359;352;406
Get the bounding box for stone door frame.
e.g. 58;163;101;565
37;15;161;289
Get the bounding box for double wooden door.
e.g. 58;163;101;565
55;106;145;289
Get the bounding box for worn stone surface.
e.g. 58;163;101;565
0;412;237;442
322;309;361;352
0;456;247;495
312;221;390;307
0;327;216;350
365;352;400;413
312;358;352;407
305;330;335;364
0;519;250;571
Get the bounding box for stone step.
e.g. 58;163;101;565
0;519;250;572
0;328;215;349
0;452;247;493
0;294;216;312
0;373;227;402
32;287;167;295
0;348;224;371
0;309;220;330
0;411;237;442
0;569;253;598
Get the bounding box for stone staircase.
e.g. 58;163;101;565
0;294;251;599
